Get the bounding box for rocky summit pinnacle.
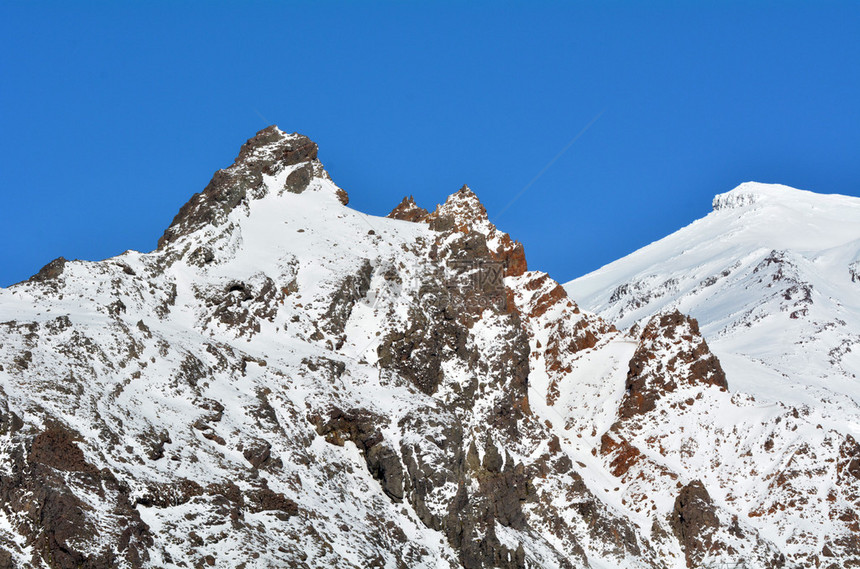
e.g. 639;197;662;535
387;195;429;222
427;184;488;231
158;126;345;249
390;185;528;277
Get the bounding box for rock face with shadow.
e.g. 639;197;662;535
0;127;854;569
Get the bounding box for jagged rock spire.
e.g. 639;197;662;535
426;184;489;232
387;195;429;222
157;126;340;249
388;186;528;277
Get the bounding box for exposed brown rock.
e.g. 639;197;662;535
311;406;404;502
388;195;429;222
619;310;727;420
670;480;721;568
494;233;528;278
335;187;349;205
838;435;860;483
600;433;643;478
135;479;204;508
243;440;272;469
283;162;314;194
246;487;298;518
28;257;68;283
28;426;99;474
1;428;152;568
424;185;528;277
158;126;319;248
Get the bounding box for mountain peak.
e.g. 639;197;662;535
710;181;860;213
426;184;490;232
440;183;485;213
235;125;318;167
158;126;338;249
712;182;792;211
387;195;429;222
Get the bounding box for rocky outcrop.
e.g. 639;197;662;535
428;186;527;278
507;269;617;410
203;275;284;336
619;310;727;420
0;425;152;568
388;195;429;222
311;407;405;502
669;480;721;568
373;195;619;568
28;257;68;283
389;187;527;278
319;259;373;343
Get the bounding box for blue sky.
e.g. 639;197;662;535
1;1;858;287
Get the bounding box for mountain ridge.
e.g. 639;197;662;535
0;127;857;568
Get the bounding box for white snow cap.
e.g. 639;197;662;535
712;181;860;211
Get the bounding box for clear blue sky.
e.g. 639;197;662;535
2;1;859;287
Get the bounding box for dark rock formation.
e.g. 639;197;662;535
388;195;429;222
311;407;405;502
158;126;320;248
246;486;299;519
282;162;314;195
28;257;68;283
0;425;152;569
28;427;100;473
370;209;550;568
669;480;721;568
619;310;727;419
320;260;373;342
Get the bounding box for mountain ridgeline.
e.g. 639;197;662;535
0;127;858;569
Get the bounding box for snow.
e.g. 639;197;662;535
2;140;856;569
565;182;860;413
561;182;860;566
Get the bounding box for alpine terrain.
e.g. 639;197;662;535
0;127;857;569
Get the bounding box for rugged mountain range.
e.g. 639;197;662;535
0;127;857;569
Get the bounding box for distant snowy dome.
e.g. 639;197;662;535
713;182;801;211
711;181;860;212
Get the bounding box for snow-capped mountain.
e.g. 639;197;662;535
565;182;860;414
0;128;857;569
564;182;860;567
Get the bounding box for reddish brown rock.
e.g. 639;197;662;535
423;185;528;277
670;480;722;568
387;195;429;222
494;233;528;278
600;433;643;478
28;426;99;474
619;310;727;420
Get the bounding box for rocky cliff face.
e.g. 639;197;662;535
0;128;855;568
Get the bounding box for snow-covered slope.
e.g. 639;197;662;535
563;182;860;567
1;131;857;569
565;182;860;415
